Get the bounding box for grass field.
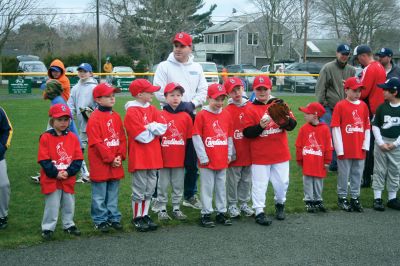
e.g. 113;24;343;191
0;91;375;248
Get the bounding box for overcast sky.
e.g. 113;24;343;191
37;0;257;23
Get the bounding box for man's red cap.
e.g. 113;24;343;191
173;32;192;46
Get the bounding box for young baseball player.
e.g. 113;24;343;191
124;79;167;232
67;63;98;183
296;102;333;213
86;83;126;232
47;59;70;101
371;77;400;211
193;83;234;228
243;75;296;226
38;104;83;240
0;107;12;229
223;77;254;218
331;77;370;212
155;82;193;221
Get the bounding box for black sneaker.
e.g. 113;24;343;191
275;203;285;220
305;201;316;213
255;212;272;226
143;215;158;231
215;213;232;226
328;165;337;172
95;222;110;233
314;201;327;212
0;216;8;229
41;230;53;240
373;198;385;211
64;225;81;236
338;197;352;212
387;198;400;210
109;221;123;231
350;198;363;212
200;214;215;228
131;217;149;232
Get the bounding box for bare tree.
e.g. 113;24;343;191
251;0;298;66
317;0;399;46
0;0;39;54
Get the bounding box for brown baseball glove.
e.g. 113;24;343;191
79;107;94;121
267;98;291;127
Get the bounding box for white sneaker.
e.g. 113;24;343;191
182;195;202;209
76;173;90;183
30;173;40;183
172;209;187;220
228;205;241;218
158;210;172;221
240;203;255;217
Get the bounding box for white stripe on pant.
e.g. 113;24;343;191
157;167;185;210
41;189;75;231
0;159;10;218
251;161;289;212
199;168;227;215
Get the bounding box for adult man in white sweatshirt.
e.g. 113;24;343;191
154;32;208;210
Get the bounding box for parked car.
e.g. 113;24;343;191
111;66;135;88
66;66;79;73
16;55;47;85
282;70;316;93
198;62;219;85
285;62;323;75
225;64;262;90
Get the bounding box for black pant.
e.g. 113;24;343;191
362;133;375;187
183;139;198;200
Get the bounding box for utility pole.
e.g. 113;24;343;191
303;0;309;62
96;0;101;74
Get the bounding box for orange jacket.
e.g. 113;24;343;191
47;59;70;101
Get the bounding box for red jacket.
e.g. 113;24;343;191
86;109;127;182
38;131;83;194
359;61;386;115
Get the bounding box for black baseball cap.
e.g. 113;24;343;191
378;77;400;94
375;47;393;57
337;44;351;55
353;45;372;57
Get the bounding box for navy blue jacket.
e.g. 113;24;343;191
0;107;13;160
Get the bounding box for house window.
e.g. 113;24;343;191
248;33;259;45
225;33;234;43
273;33;283;46
213;35;219;44
221;34;225;43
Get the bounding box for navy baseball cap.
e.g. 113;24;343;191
337;44;351;55
375;47;393;57
49;66;62;72
353;45;372;56
378;77;400;93
77;63;93;72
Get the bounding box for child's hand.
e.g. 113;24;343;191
324;164;330;171
200;160;209;166
57;170;68;180
259;117;269;128
56;171;64;180
112;156;122;167
379;143;391;151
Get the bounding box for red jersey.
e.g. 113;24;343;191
86;109;127;182
331;100;370;159
224;102;251;167
193;109;233;170
243;103;293;165
160;110;193;168
38;131;83;194
124;104;164;172
295;123;333;178
359;61;386;115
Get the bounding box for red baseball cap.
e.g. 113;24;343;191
208;83;227;99
224;77;243;93
344;77;364;90
164;82;185;95
299;102;325;118
93;83;121;98
173;32;192;46
253;75;272;90
129;79;160;97
49;103;71;118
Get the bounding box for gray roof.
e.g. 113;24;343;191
293;39;348;58
203;13;262;34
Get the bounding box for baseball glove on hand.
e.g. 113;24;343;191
79;107;94;120
267;99;290;128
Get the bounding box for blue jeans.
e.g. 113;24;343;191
91;180;121;225
321;106;337;168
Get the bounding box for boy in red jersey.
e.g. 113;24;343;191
38;104;83;240
86;83;126;232
193;84;234;228
124;79;167;232
156;82;193;221
296;102;333;213
331;77;370;212
223;77;254;218
243;75;296;226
